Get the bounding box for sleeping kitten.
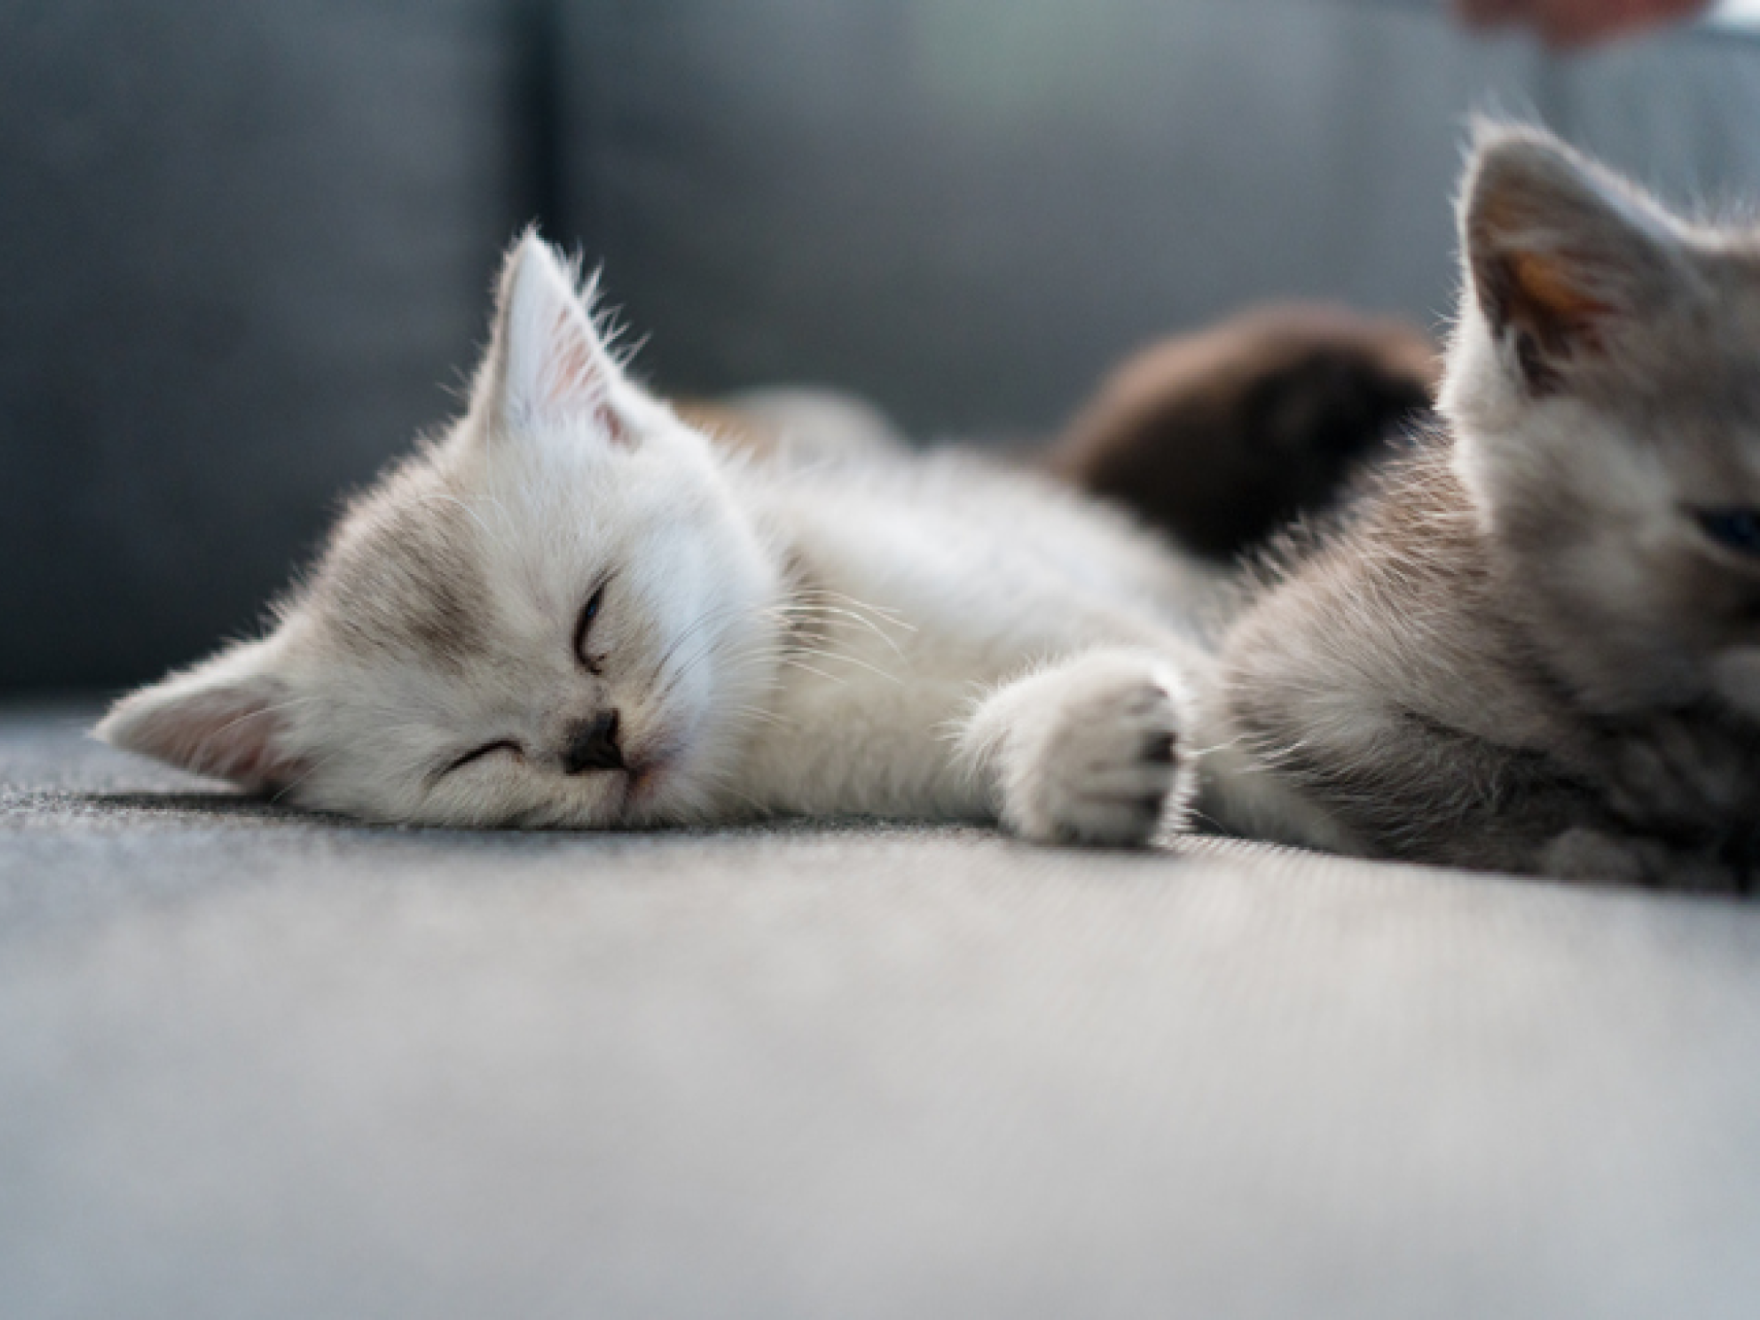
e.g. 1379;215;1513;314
98;232;1218;845
1202;124;1760;889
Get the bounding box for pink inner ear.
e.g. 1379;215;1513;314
128;687;307;791
548;305;598;407
546;306;632;446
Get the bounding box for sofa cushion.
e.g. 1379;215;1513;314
0;0;524;689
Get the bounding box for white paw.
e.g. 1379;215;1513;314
999;657;1190;847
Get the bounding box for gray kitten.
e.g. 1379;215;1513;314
1201;124;1760;890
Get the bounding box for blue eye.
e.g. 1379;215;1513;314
1694;508;1760;556
574;582;608;671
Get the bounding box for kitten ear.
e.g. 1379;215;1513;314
475;229;633;442
95;639;306;791
1460;124;1687;393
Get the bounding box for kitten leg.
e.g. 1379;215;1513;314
957;649;1194;846
1599;715;1748;827
1537;827;1746;893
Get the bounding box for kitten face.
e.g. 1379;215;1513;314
1442;125;1760;715
99;234;785;826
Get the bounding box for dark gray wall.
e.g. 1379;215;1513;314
0;1;526;690
558;1;1760;435
6;1;1760;691
557;0;1529;434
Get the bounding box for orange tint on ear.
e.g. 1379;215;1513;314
1462;132;1667;376
1507;250;1614;347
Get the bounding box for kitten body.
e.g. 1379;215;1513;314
1202;126;1760;888
100;234;1216;844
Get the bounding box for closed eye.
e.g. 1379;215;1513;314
436;739;523;779
1692;507;1760;558
575;578;611;672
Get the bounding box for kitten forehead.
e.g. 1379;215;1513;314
305;461;493;670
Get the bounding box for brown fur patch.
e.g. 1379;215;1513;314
673;400;783;460
1050;304;1438;560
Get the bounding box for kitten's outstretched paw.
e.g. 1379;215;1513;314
999;656;1190;847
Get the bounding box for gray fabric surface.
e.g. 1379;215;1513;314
0;1;523;689
6;704;1760;1318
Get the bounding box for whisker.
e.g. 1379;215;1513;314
787;587;916;630
207;695;323;743
415;492;512;558
268;743;345;804
779;658;849;687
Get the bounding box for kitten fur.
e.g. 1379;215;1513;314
99;232;1220;845
1202;123;1760;889
1051;305;1438;559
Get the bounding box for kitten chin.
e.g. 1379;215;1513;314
1203;122;1760;890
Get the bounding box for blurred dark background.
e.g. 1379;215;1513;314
5;0;1760;691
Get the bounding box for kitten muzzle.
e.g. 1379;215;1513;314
562;711;624;774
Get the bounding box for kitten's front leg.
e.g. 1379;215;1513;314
956;649;1194;846
1537;827;1748;893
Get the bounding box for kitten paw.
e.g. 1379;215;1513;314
995;655;1191;847
1538;827;1747;893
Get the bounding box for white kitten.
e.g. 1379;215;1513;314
99;233;1220;845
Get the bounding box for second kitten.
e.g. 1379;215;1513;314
1203;124;1760;890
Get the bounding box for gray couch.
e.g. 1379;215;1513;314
10;0;1760;689
7;4;1760;1317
